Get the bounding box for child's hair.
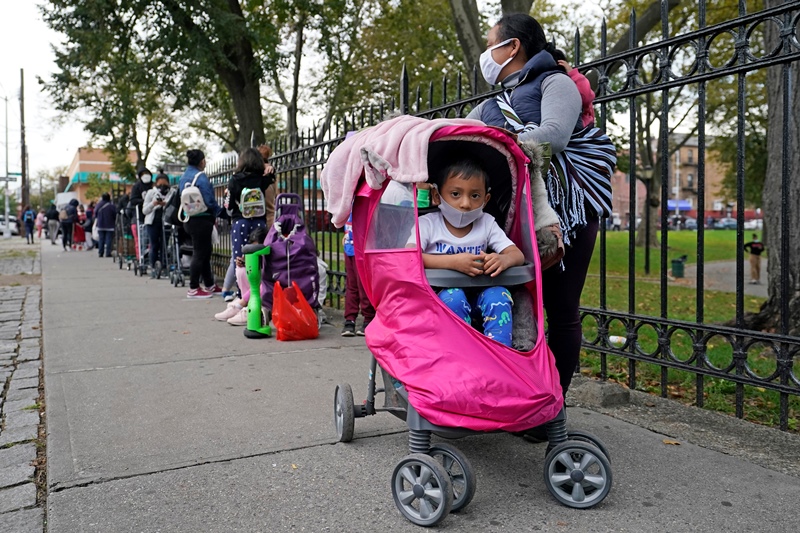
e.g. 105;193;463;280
437;159;490;191
249;226;268;244
553;49;567;63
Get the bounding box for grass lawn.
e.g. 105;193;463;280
589;229;741;277
579;276;798;432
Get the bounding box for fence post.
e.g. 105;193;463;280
400;63;410;115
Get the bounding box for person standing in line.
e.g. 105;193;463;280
22;205;36;244
743;233;765;284
179;149;224;299
94;193;116;258
257;144;277;228
61;199;79;251
35;209;45;240
142;173;170;277
46;202;60;245
215;147;272;323
341;213;375;336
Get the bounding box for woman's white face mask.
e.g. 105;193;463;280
479;39;514;85
141;174;152;184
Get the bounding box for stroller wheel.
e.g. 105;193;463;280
566;430;611;462
428;443;476;512
543;440;612;509
392;453;453;527
333;384;355;443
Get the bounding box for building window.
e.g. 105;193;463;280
687;173;694;188
713;200;724;211
688;150;694;164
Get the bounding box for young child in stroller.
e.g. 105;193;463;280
407;159;524;347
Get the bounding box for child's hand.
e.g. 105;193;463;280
451;253;485;276
481;251;514;277
557;59;573;73
235;256;244;268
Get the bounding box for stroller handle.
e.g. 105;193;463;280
243;243;270;255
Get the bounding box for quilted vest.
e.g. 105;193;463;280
480;50;582;133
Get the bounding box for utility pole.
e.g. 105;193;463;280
20;68;28;209
3;95;9;239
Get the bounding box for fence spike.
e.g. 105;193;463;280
400;63;410;115
442;75;448;105
428;81;434;109
457;71;462;101
574;28;581;66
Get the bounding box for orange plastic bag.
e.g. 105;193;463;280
272;281;319;341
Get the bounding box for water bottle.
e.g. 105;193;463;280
417;188;430;208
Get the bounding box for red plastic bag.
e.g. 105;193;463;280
272;281;319;341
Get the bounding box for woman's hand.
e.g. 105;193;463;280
264;164;275;175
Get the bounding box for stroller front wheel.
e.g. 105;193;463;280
428;443;476;512
566;430;611;462
333;384;355;442
543;440;612;509
392;453;453;527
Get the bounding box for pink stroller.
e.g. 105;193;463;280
322;116;612;526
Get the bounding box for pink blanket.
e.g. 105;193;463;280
320;115;484;227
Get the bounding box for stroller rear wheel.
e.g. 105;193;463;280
428;443;476;512
392;453;453;527
333;384;355;443
543;440;612;509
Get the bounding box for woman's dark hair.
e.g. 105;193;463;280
495;13;557;64
102;193;111;202
155;173;170;184
187;149;205;167
249;225;268;244
235;147;265;174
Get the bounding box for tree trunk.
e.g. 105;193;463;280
500;0;534;15
749;1;800;335
448;0;486;92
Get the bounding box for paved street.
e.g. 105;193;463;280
0;240;797;532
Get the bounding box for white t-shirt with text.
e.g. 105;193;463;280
408;211;515;255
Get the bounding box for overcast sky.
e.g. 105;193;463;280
0;1;89;192
0;0;601;195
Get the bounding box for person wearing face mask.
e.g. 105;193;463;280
142;173;171;277
406;159;524;347
467;13;612;402
129;167;154;263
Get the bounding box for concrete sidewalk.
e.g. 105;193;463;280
41;244;800;532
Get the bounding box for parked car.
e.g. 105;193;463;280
0;215;19;236
744;218;763;230
714;217;738;230
684;217;698;230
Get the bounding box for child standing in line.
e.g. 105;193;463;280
342;213;375;336
408;160;524;347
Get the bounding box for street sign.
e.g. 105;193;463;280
0;176;18;182
7;172;21;176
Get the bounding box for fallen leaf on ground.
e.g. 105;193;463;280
253;388;261;392
182;331;190;334
291;464;298;469
662;439;681;445
645;402;656;407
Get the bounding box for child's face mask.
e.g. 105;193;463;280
438;199;483;228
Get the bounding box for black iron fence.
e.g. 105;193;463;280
206;1;800;429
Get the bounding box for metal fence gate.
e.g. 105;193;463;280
206;0;800;430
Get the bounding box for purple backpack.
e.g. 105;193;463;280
262;195;319;311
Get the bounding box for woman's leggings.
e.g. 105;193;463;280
146;224;164;267
541;216;599;397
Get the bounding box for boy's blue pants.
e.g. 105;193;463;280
438;287;513;347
